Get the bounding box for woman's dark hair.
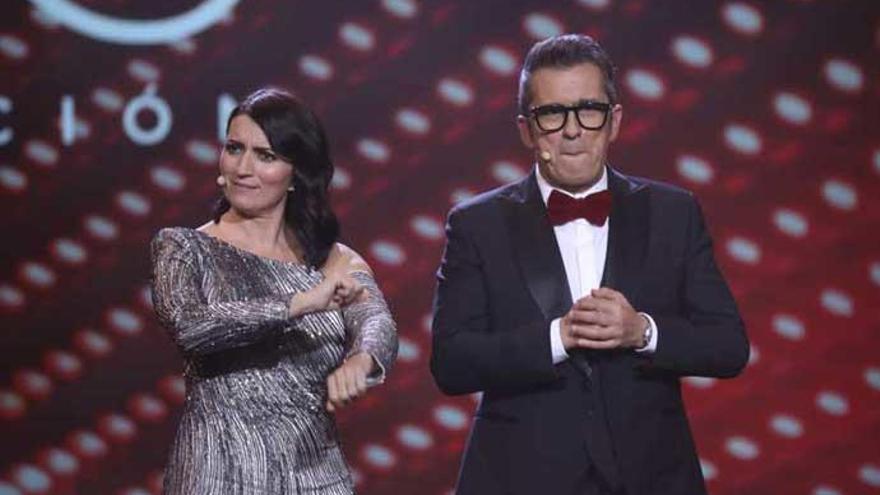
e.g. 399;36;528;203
213;87;339;268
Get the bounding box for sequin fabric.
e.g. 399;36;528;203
150;227;398;494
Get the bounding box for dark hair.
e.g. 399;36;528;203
213;87;340;268
517;34;618;115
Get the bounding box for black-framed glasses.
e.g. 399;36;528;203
528;100;613;132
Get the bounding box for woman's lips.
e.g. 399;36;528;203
232;181;259;189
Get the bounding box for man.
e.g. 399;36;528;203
430;34;749;495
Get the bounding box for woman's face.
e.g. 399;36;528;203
219;115;294;218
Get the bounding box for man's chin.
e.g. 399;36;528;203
553;175;601;193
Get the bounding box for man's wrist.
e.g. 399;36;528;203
634;312;659;353
550;317;569;364
636;314;651;348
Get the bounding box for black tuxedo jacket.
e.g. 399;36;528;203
431;168;749;495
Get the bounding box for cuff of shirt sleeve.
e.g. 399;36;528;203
635;312;658;354
550;318;570;364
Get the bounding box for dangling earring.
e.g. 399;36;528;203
287;184;295;194
216;176;227;187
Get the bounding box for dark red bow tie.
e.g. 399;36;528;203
547;189;612;226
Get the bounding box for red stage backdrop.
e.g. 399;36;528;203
1;1;879;494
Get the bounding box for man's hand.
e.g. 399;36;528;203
559;287;648;350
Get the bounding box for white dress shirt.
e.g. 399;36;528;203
534;165;658;364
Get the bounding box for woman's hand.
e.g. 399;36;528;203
288;272;364;316
326;352;376;412
329;274;363;308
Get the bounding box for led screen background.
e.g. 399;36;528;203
1;1;879;494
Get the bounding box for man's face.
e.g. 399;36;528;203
517;63;623;193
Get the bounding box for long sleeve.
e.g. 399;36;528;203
150;228;295;356
342;271;398;384
430;209;558;396
648;198;750;378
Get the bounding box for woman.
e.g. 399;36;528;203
150;87;398;494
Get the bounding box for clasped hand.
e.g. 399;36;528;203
560;287;649;351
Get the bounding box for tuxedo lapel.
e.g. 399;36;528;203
601;167;650;311
504;172;573;322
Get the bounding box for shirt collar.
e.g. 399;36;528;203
535;163;608;207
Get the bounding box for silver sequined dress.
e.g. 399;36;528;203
150;227;397;494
